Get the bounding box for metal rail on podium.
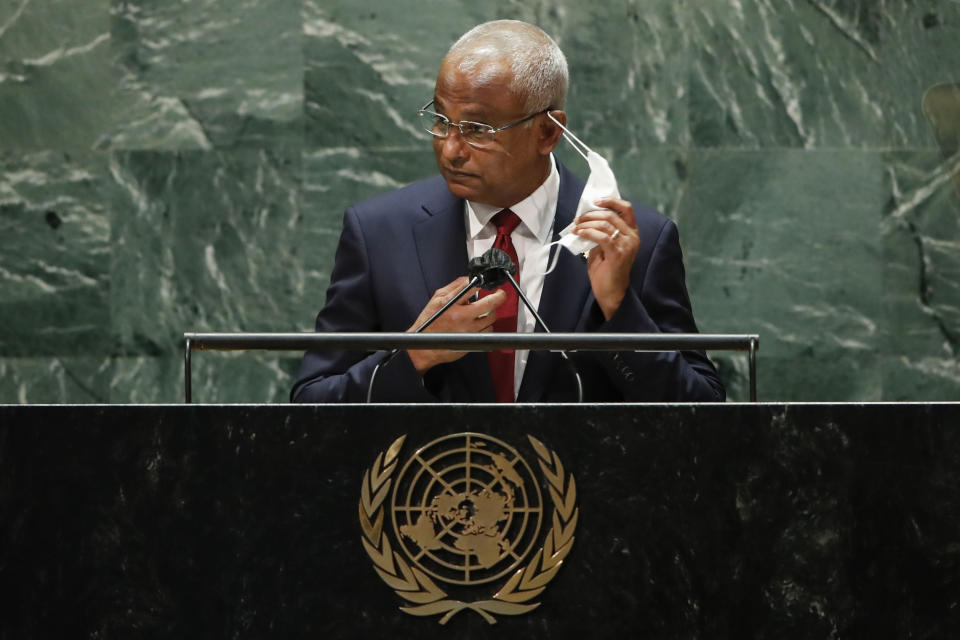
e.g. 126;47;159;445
183;332;760;403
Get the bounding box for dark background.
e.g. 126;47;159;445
1;403;958;638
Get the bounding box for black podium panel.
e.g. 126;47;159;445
1;404;959;638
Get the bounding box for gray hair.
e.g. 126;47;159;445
445;20;568;113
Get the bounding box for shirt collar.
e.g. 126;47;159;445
465;154;559;243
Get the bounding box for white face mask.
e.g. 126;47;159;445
540;114;621;273
556;148;621;256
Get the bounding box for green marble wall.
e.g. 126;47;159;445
2;0;958;403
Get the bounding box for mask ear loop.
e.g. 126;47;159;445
547;112;593;162
539;113;597;275
541;234;579;275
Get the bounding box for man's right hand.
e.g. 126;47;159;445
406;276;506;375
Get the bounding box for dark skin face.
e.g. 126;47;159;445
432;57;566;208
431;59;640;321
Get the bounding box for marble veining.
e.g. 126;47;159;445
1;1;960;402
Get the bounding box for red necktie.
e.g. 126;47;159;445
481;209;521;402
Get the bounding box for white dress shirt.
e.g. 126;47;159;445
464;154;560;399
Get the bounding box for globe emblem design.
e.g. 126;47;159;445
391;433;544;586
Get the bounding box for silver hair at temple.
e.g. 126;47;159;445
446;20;569;113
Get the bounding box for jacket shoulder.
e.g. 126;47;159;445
633;202;673;239
349;174;451;222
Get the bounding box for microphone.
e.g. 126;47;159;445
366;259;484;402
468;248;516;289
366;247;583;402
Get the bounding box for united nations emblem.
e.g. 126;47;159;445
358;433;578;624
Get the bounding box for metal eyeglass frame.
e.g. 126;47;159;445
418;100;548;147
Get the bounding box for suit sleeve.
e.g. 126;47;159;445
290;207;438;403
589;218;726;402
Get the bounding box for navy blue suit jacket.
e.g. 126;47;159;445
291;161;724;403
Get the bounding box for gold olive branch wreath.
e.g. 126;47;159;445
358;434;578;625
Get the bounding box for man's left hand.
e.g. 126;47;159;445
573;197;641;320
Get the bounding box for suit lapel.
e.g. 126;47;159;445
518;161;593;402
413;184;497;401
413;187;469;297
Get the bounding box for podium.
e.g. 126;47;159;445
1;403;958;638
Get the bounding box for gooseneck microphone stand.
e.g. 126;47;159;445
365;248;584;403
365;273;483;403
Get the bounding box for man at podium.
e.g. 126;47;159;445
292;20;724;403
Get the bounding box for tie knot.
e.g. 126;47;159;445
491;209;521;236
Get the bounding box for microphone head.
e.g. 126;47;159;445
485;248;516;275
468;247;517;290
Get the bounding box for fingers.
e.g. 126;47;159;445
455;286;481;305
427;288;505;331
575;220;637;253
424;277;473;312
575;226;618;247
452;290;504;331
577;198;635;231
407;279;501;371
465;290;506;328
576;210;631;234
575;199;640;252
575;217;623;238
593;197;637;227
435;276;469;301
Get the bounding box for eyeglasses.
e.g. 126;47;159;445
417;100;546;148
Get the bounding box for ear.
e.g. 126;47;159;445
537;110;566;155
